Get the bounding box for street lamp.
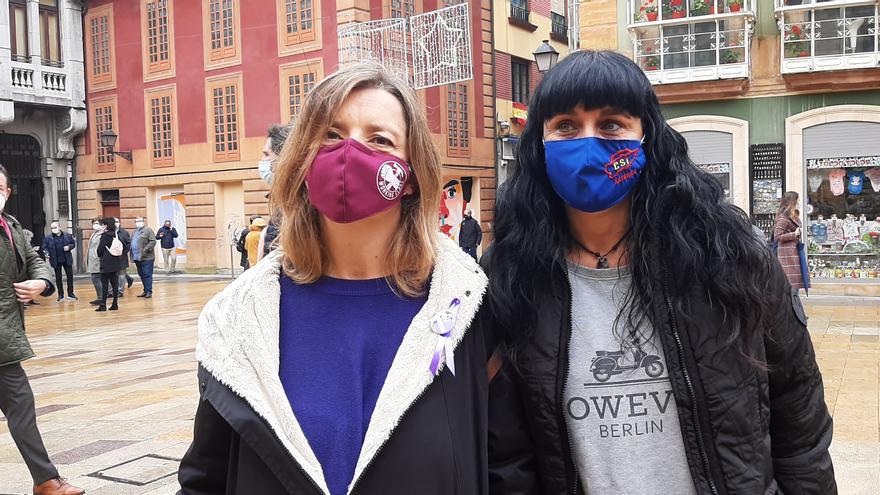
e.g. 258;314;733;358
533;40;560;73
99;130;133;162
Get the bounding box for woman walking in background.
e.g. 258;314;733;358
774;191;810;294
95;217;126;312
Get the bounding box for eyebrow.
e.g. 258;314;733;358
329;121;404;138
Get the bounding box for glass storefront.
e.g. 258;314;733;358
806;157;880;279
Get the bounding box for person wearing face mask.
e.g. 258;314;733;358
255;124;290;262
458;209;482;260
0;165;85;495
41;221;77;301
156;220;178;274
483;51;834;495
131;217;157;298
114;218;133;297
87;218;105;305
178;63;490;495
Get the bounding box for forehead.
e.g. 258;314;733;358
548;105;633;119
336;87;405;127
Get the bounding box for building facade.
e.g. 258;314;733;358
1;0;87;265
575;0;880;283
493;0;570;184
75;0;495;273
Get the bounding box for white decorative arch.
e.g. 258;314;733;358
668;115;750;211
786;105;880;215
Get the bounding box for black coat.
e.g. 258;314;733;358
96;230;127;274
117;227;132;268
486;260;835;495
459;216;482;248
157;226;178;249
42;232;75;267
178;240;490;495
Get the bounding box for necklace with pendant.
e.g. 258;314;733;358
573;230;630;269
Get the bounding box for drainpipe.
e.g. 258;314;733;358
71;155;82;273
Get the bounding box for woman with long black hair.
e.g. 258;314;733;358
485;51;835;494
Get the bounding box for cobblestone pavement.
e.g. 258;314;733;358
1;281;878;494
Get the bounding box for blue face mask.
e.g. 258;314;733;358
544;136;647;213
258;159;273;185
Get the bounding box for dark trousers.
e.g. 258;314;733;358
462;246;478;260
100;272;119;307
0;363;58;484
90;273;102;300
134;259;154;294
53;263;74;298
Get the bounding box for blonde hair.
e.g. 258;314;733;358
270;63;441;296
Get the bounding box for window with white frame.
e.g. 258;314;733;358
629;1;756;84
776;0;878;74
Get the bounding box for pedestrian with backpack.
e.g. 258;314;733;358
95;217;125;312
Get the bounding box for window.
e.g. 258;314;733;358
279;0;319;48
446;83;470;157
144;0;174;77
208;0;236;60
86;5;115;89
391;0;415;18
551;12;568;41
780;1;878;68
511;0;530;24
511;59;530;104
9;0;29;62
147;88;175;167
39;0;62;67
207;77;242;162
281;62;321;123
92;99;117;171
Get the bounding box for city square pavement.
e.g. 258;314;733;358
1;278;879;494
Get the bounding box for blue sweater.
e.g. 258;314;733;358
279;275;426;495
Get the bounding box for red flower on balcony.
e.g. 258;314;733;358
671;0;683;6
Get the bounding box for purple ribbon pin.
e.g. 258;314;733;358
429;298;461;376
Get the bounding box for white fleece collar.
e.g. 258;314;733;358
195;235;488;494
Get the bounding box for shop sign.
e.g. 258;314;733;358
697;162;730;174
806;156;880;169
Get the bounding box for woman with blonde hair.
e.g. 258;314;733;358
177;63;489;494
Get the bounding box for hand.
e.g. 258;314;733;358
13;280;48;303
795;228;802;237
64;246;70;251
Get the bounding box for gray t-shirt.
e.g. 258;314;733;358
565;261;696;494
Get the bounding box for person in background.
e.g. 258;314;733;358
236;215;262;271
131;217;157;298
774;191;808;294
255;124;290;262
245;217;267;268
156;220;178;274
115;218;133;297
95;217;125;312
87;219;104;305
0;164;85;495
42;221;77;301
457;208;482;260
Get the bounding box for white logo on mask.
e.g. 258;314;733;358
376;161;407;201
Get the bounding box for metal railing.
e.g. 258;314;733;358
552;19;568;39
630;0;756;24
510;5;531;24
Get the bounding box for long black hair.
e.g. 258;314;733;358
486;50;774;355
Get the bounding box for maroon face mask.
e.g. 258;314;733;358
306;138;411;224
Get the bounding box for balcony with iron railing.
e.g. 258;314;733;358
775;0;879;74
551;12;569;42
628;0;757;85
509;1;538;31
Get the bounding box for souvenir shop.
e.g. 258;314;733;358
805;155;880;280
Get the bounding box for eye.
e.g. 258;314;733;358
600;121;623;132
326;130;342;141
556;121;577;133
371;135;394;147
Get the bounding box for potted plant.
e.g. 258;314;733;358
721;49;740;64
691;0;711;16
727;0;742;13
638;1;659;21
644;56;660;70
670;0;686;18
645;5;658;21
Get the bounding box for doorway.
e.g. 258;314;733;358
0;134;45;248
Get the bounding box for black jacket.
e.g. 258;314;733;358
96;230;128;274
42;232;75;267
487;261;835;495
117;227;132;268
459;216;482;248
178;238;490;495
236;227;249;268
157;226;178;249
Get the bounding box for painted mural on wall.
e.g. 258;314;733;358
158;192;188;257
439;177;473;241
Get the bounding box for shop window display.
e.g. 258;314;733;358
806;158;880;279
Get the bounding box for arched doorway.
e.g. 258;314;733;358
0;134;45;248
